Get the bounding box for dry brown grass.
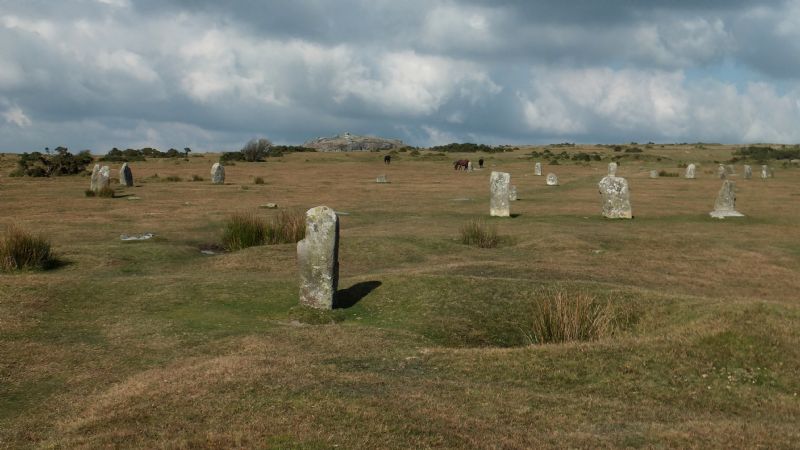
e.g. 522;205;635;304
524;289;614;344
1;146;799;448
459;219;499;248
0;224;55;271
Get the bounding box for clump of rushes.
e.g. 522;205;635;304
98;186;115;198
222;210;307;251
524;289;614;344
459;219;499;248
254;176;265;185
0;225;56;271
191;175;204;182
267;210;305;244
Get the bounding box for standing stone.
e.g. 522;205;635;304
761;165;772;179
376;174;388;183
744;165;752;179
467;161;474;172
509;185;518;201
90;164;101;192
649;170;659;179
726;164;735;176
717;165;726;179
598;175;632;219
546;173;559;186
608;162;618;176
211;163;225;184
297;206;340;309
91;164;110;193
534;162;542;176
120;163;134;187
489;171;511;217
710;180;744;218
685;164;696;179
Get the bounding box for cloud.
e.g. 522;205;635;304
2;103;32;127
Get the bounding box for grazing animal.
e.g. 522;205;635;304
454;159;470;170
384;155;391;165
478;158;484;168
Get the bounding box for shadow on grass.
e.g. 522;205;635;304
334;280;382;309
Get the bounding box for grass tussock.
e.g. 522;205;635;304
460;219;499;248
524;289;615;344
191;174;204;182
164;175;182;182
0;225;56;271
98;186;115;198
84;189;96;197
253;176;265;185
222;210;306;251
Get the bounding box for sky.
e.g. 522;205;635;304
2;0;800;152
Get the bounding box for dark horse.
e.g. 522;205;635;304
478;158;484;168
453;159;470;170
384;155;391;164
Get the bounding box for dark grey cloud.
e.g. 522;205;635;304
1;0;800;153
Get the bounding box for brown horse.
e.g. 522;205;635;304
453;159;469;170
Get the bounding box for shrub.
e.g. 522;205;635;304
0;225;55;271
410;150;421;156
427;143;500;153
98;186;115;198
658;170;679;177
191;175;204;181
624;147;643;153
459;219;499;248
15;147;93;177
222;213;267;251
523;290;614;344
254;176;265;185
164;175;182;182
84;189;96;197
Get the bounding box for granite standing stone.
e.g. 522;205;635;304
649;170;659;179
546;173;559;186
376;174;388;183
598;175;633;219
685;164;696;179
91;165;110;193
608;162;618;176
761;165;772;179
297;206;340;309
718;165;726;179
90;164;101;192
509;185;518;201
744;165;752;179
120;163;134;187
467;161;473;171
534;162;542;176
489;171;511;217
211;163;225;184
726;164;735;176
710;180;744;218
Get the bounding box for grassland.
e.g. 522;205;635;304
1;144;799;448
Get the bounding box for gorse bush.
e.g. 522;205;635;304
523;290;614;344
13;147;93;177
460;219;499;248
0;225;55;271
222;210;306;251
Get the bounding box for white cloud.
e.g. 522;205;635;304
2;104;32;127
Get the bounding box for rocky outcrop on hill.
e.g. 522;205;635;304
304;132;405;152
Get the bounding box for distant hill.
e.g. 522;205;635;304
304;132;405;152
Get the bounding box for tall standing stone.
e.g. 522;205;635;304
211;163;225;185
717;165;726;179
489;171;511;217
534;162;542;176
120;163;134;187
608;162;618;176
649;170;659;179
509;185;518;201
726;164;735;176
710;180;744;218
761;165;772;179
685;164;696;179
546;173;559;186
598;175;632;219
744;165;753;179
297;206;340;309
90;164;101;192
